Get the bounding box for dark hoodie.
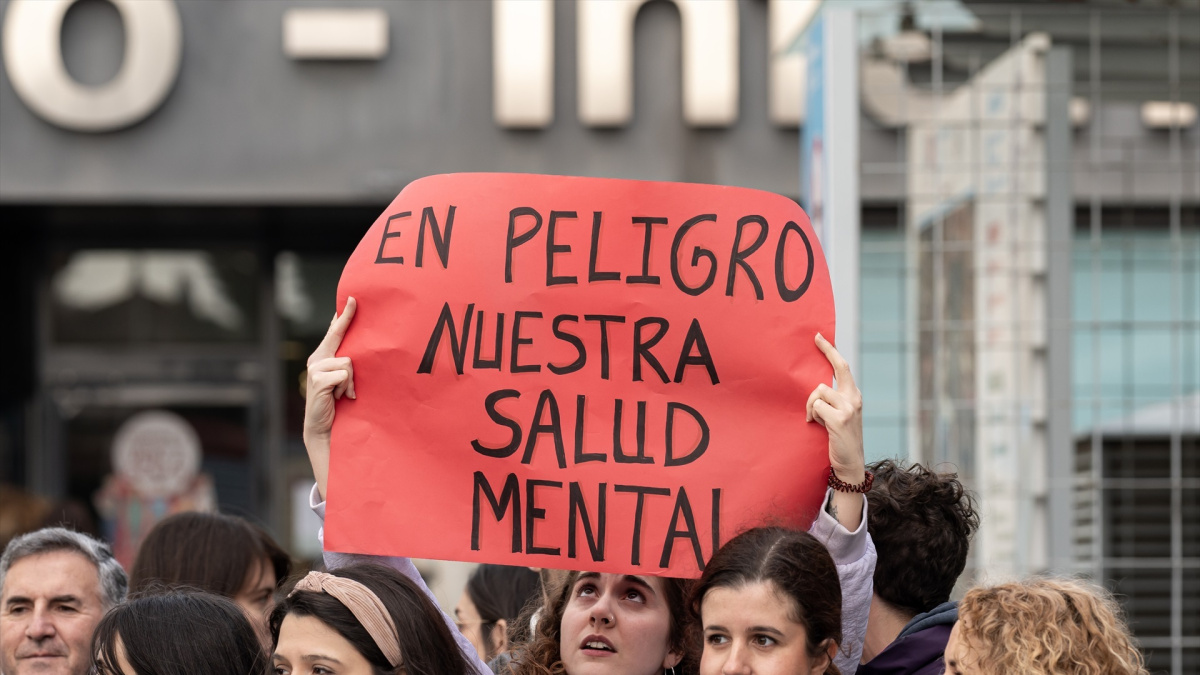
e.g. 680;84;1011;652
856;601;958;675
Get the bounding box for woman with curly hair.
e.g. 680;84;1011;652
944;577;1148;675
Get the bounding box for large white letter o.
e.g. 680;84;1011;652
2;0;181;132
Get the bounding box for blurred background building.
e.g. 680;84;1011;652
0;0;1196;671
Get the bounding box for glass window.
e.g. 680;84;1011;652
1103;439;1173;480
1183;566;1199;638
62;403;257;567
1103;487;1173;558
1130;328;1175;397
276;252;346;341
1108;567;1173;639
861;222;910;464
50;249;259;344
1072;226;1200;433
1184;487;1199;558
276;252;348;449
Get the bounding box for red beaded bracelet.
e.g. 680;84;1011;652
828;467;874;493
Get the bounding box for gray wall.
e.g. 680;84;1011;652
0;0;810;203
2;0;1193;205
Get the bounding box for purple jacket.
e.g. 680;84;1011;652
857;601;958;675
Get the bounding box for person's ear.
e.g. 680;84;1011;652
662;645;683;670
808;639;837;675
492;618;509;655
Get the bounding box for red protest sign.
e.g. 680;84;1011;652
324;173;835;578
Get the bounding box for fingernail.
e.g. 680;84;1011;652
816;332;824;342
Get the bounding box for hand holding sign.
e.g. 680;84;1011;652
304;296;357;500
324;173;838;577
806;332;866;530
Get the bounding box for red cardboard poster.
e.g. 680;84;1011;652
325;173;835;578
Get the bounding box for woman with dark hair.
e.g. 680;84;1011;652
271;562;471;675
455;564;542;663
510;570;696;675
92;590;267;675
691;528;843;675
304;298;875;675
130;511;291;645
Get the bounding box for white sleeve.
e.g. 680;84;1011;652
807;489;876;675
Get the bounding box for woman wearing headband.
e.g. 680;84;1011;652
271;563;471;675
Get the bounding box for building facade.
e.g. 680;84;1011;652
1;0;1196;670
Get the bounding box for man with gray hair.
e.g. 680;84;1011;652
0;527;127;675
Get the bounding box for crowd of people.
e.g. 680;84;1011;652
1;297;1151;675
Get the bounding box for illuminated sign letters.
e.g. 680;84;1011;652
3;0;817;132
2;0;181;132
494;0;817;129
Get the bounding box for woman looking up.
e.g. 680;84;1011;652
510;570;695;675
